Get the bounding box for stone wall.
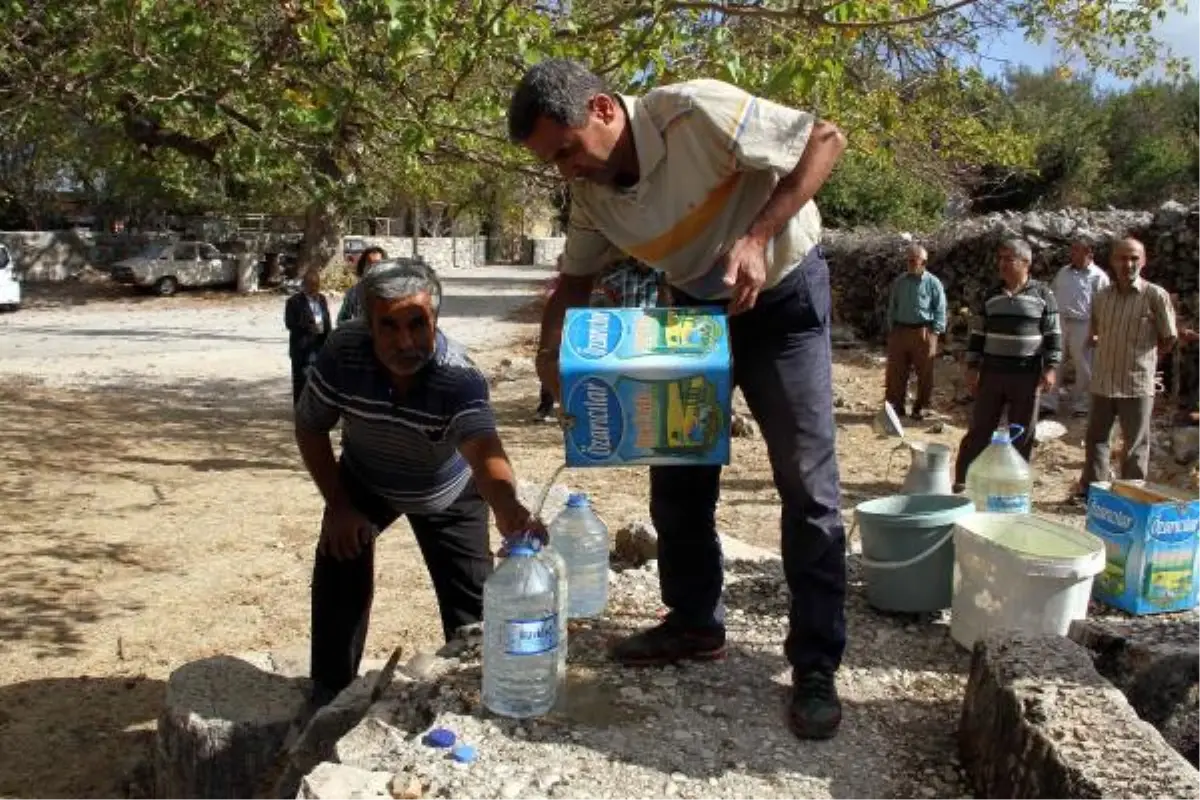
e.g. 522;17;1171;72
0;230;100;281
351;236;487;271
530;236;566;266
824;201;1199;341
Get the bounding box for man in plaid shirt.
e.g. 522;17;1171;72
533;256;671;421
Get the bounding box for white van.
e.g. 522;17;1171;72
0;243;20;311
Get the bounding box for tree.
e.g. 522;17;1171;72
0;0;1192;257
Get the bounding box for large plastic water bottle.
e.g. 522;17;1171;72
550;493;610;618
482;540;562;718
538;543;570;695
965;424;1033;513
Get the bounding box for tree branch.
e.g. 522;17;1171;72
561;0;984;37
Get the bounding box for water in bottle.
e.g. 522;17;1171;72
538;543;570;696
965;425;1033;513
482;540;562;718
550;493;610;618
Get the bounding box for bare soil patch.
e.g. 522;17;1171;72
0;325;1194;797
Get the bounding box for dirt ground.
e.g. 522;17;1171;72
0;282;1196;798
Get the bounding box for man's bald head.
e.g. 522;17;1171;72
1110;237;1146;289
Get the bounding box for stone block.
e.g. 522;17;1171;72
155;654;309;799
1069;616;1200;766
959;630;1198;798
296;762;392;799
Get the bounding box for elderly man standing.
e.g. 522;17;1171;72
295;260;544;707
508;59;849;740
885;244;946;420
1044;237;1109;418
1076;238;1177;500
954;238;1062;491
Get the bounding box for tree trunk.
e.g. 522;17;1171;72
299;198;343;277
154;655;308;799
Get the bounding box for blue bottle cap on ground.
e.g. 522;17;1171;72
423;727;456;748
566;492;590;508
450;744;477;763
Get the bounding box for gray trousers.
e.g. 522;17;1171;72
1080;394;1154;488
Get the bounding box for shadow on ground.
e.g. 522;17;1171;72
0;674;163;798
0;375;300;660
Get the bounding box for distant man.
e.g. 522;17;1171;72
284;270;332;403
509;58;849;740
884;244;946;420
954;238;1061;490
1044;237;1109;417
294;261;544;706
1076;238;1177;499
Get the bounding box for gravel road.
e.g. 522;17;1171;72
0;264;549;388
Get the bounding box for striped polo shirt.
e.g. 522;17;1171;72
559;79;822;300
1090;278;1177;398
966;280;1062;373
295;322;497;513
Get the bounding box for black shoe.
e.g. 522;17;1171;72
609;620;726;666
788;669;842;740
910;409;926;421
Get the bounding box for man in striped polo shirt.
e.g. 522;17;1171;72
954;238;1062;489
509;59;849;740
1077;238;1177;499
295;261;544;706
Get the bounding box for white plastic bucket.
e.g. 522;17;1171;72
950;513;1106;650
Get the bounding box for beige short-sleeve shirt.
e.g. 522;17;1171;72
1090;278;1177;397
559;79;822;299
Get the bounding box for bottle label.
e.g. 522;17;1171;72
503;614;559;656
986;494;1031;513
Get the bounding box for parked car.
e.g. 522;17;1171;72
0;243;20;311
110;241;235;296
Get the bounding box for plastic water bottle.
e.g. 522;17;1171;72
482;540;562;718
550;493;610;618
965;425;1033;513
538;543;570;696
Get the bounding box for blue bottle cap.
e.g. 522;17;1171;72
566;492;590;508
423;727;456;748
450;743;477;763
990;429;1011;445
505;542;537;557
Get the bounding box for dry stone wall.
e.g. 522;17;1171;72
824;201;1199;342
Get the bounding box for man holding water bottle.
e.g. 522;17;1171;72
508;60;849;740
295;260;545;708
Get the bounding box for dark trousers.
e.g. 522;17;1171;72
292;355;312;403
954;369;1041;484
310;471;492;700
885;326;938;414
1080;394;1154;488
651;248;847;674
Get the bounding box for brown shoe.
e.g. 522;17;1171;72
609;621;726;666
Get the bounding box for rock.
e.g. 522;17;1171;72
271;648;406;798
731;412;759;439
154;654;309;799
402;651;458;682
1069;616;1200;766
297;762;392;799
613;521;658;567
389;773;423;799
1172;427;1199;464
436;624;484;659
334;716;409;771
959;631;1198;799
1155;200;1190;227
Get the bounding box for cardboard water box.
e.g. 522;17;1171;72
1085;480;1200;615
559;307;732;467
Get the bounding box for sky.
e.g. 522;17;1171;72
976;0;1199;88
